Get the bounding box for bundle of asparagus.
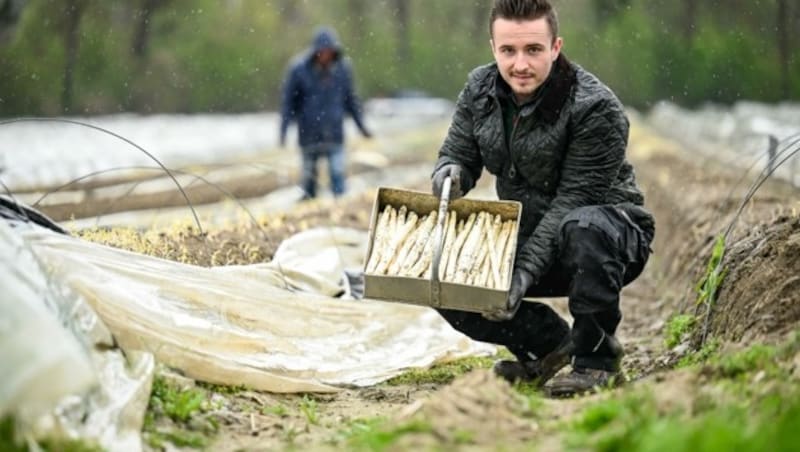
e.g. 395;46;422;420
365;204;517;289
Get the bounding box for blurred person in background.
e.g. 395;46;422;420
430;0;655;396
280;26;372;200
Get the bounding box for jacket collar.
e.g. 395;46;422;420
487;54;577;125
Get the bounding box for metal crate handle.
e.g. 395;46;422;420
429;176;451;308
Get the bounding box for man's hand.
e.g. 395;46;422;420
483;269;534;322
432;164;464;200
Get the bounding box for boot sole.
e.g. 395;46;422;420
533;341;572;387
546;372;624;398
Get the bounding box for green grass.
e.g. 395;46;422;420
677;338;720;367
343;418;434;451
703;331;800;378
299;395;320;426
385;354;505;386
0;417;102;452
148;376;208;423
261;403;289;417
197;381;247;395
145;429;208;449
695;234;728;310
564;332;800;452
330;417;388;444
567;390;800;452
664;314;697;348
143;374;216;449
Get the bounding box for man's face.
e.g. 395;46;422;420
316;47;336;66
491;17;562;103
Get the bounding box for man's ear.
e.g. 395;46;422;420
551;36;563;61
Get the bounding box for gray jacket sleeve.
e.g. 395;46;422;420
515;98;629;281
433;81;483;193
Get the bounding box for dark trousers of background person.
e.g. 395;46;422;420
437;205;653;372
300;143;346;199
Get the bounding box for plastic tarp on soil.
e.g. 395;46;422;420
0;221;154;451
15;225;493;394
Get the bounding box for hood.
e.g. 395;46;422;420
311;26;342;56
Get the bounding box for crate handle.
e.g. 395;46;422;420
429;176;451;308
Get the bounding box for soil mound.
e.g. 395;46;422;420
630;130;800;345
713;215;800;343
392;370;537;447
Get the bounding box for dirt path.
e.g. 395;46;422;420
72;119;800;451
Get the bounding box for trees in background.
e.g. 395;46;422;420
0;0;797;116
0;0;26;45
776;0;791;98
60;0;86;112
132;0;171;58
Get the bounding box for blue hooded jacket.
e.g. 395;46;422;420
280;26;369;147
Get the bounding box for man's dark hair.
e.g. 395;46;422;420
489;0;559;42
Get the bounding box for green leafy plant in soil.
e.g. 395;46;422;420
338;418;434;452
664;313;697;348
0;417;102;452
564;331;800;452
385;352;511;386
695;234;728;316
143;375;216;449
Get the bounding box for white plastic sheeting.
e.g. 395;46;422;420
0;221;154;451
0;111;453;191
646;101;800;186
17;226;493;394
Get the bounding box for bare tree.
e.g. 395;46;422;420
132;0;171;58
61;0;86;113
776;0;790;98
0;0;26;45
682;0;696;40
392;0;410;63
348;0;368;40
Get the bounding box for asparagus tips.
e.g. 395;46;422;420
367;202;519;291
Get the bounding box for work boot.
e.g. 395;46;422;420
546;367;623;397
493;339;572;386
492;359;541;383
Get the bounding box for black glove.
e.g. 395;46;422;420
431;164;464;200
362;129;373;139
483;269;534;322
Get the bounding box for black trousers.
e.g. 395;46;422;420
437;205;653;371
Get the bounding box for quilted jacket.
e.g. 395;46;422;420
434;55;655;282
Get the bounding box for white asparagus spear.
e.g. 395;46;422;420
466;214;491;285
454;212;486;284
477;249;492;287
445;213;476;282
499;219;518;288
441;216;463;280
394;205;407;236
376;210;418;275
408;232;433;277
484;214;504;288
390;212;427;275
403;210;438;276
437;210;457;280
492;220;512;288
366;204;392;273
